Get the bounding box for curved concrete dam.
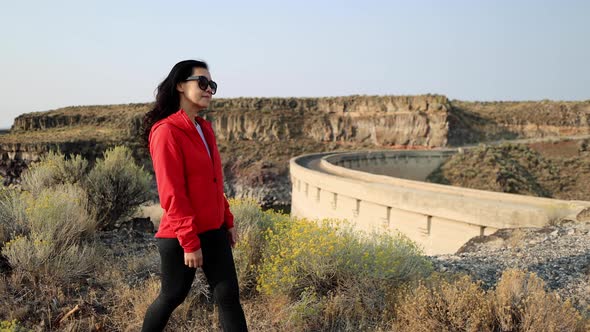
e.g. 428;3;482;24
289;149;590;255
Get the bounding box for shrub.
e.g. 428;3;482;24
23;185;96;246
394;269;586;332
84;146;151;230
3;234;96;286
256;217;432;330
2;184;97;285
394;274;493;332
284;277;406;331
16;146;151;231
0;320;31;332
257;218;431;298
285;287;323;330
493;269;585;332
20;151;88;195
0;189;27;245
228;199;285;295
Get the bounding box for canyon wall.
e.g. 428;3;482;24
448;100;590;145
3;95;590;208
10;95;451;147
206;95;449;147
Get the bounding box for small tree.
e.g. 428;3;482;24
84;146;152;230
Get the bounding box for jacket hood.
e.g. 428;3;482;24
149;109;209;143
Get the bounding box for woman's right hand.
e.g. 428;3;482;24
184;249;203;268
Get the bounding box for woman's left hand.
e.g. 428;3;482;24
228;227;239;247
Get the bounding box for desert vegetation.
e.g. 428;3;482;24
0;148;588;331
427;140;590;201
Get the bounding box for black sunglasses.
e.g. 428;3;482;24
185;76;217;95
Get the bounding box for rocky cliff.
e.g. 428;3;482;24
448;100;590;145
9;95;451;147
206;95;450;146
3;95;590;208
1;95;451;207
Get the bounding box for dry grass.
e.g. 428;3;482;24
493;269;584;332
0;126;126;144
394;274;493;332
109;277;161;331
505;228;528;249
394;269;587;332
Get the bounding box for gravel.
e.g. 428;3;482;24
430;216;590;314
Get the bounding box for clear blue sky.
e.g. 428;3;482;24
1;0;589;129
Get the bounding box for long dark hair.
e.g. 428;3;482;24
142;60;209;145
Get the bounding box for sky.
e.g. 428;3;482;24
1;0;589;129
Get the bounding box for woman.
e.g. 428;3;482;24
141;60;248;331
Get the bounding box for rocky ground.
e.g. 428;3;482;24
97;227;159;287
431;207;590;316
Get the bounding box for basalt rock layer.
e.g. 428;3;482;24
448;100;590;145
2;95;590;207
1;95;451;207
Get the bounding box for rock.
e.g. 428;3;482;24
456;234;506;253
578;139;588;152
576;207;590;222
119;217;155;233
208;95;451;147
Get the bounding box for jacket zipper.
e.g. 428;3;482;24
202;122;222;225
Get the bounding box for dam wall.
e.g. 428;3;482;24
290;150;590;254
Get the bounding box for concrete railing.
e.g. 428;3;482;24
290;150;590;255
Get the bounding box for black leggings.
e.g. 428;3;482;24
141;228;248;332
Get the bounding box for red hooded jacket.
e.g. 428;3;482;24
149;109;234;253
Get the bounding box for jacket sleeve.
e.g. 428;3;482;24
223;194;235;229
150;125;200;252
